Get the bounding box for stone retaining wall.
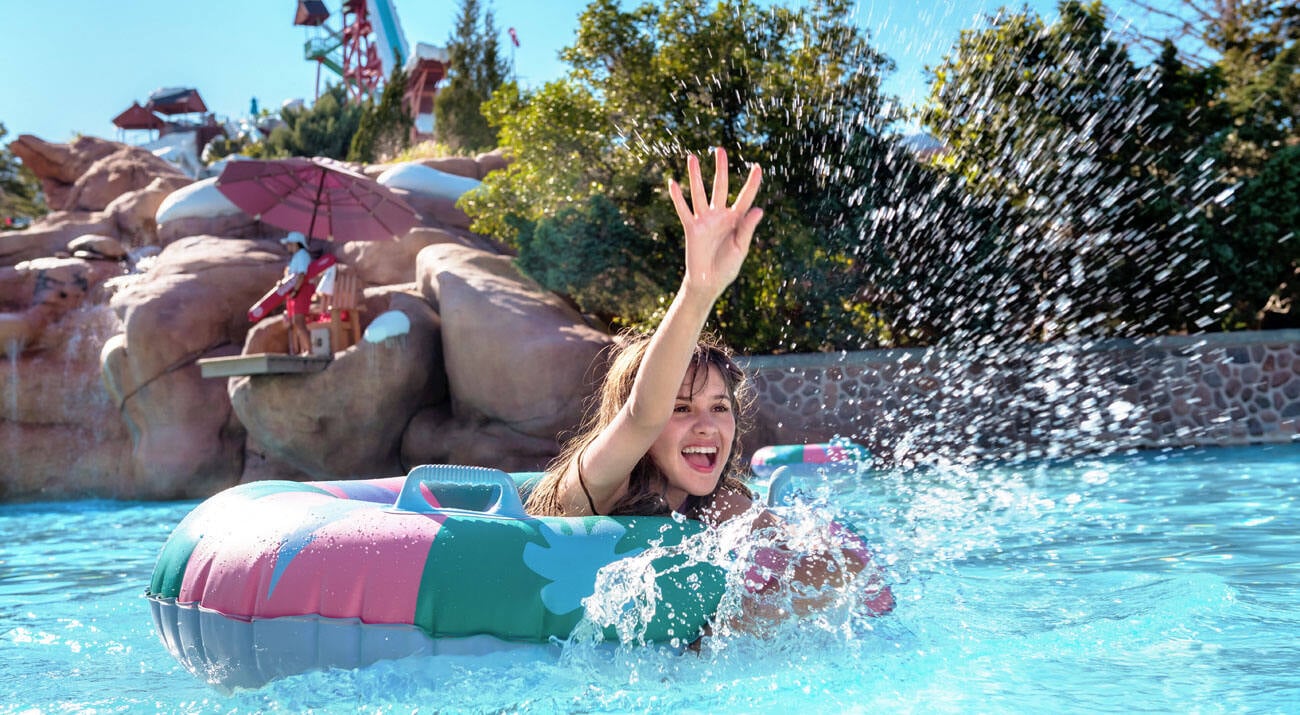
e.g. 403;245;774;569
738;330;1300;463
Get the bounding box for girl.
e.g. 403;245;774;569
524;148;894;616
524;148;762;523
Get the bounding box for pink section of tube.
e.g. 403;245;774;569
178;491;442;625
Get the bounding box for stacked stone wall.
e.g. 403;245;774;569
740;330;1300;462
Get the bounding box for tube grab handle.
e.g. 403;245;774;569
393;464;527;517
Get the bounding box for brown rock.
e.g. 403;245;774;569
400;191;472;231
0;301;134;500
475;148;510;178
0;212;118;265
230;291;446;479
157;212;269;244
154;177;267;244
106;175;194;245
68;234;128;260
65;146;189;212
420;156;480;179
0;255;125;315
400;406;560;473
99;236;287;497
29;255;125;307
9;135;120;183
8;135;123;211
339;227;472;287
417;242;610;439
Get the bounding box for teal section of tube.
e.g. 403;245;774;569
414;514;725;644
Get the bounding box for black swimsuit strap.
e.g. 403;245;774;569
576;456;602;516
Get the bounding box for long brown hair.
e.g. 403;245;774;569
525;330;754;519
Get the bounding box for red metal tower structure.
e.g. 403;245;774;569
296;0;386;103
338;0;384;102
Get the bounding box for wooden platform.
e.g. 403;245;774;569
198;353;331;378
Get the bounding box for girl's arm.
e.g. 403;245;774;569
558;149;763;514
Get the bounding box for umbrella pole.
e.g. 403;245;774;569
306;169;327;244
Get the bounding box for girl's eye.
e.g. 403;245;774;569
713;403;730;413
674;404;690;413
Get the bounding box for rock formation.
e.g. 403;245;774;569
0;135;614;500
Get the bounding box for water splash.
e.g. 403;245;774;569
570;492;896;654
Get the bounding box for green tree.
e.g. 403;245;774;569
1114;0;1298;175
256;84;364;159
349;66;414;162
466;0;900;352
0;123;46;225
920;0;1237;338
434;0;510;151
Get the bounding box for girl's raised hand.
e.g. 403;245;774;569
668;148;763;301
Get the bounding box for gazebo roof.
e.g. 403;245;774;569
112;102;165;130
146;87;208;115
294;0;330;26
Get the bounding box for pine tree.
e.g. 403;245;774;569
349;67;414;162
0;123;46;226
433;0;507;151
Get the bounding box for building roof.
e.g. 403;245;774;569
112;102;165;130
146;87;208;115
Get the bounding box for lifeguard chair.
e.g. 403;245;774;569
307;266;363;356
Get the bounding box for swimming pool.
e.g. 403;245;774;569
2;444;1296;713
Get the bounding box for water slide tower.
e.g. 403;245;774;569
294;0;446;139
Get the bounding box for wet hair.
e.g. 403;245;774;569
525;330;754;519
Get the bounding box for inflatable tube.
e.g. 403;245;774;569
146;465;727;690
749;441;871;479
247;254;337;322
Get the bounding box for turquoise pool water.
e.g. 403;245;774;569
2;444;1296;713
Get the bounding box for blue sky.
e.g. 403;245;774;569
2;0;1060;144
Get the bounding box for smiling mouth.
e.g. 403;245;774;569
682;446;718;470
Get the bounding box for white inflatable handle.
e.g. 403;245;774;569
393;464;527;517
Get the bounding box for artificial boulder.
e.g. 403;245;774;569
64;145;189;213
100;236;286;497
0;250;134;498
474;148;510;178
0;211;118;264
339;227;490;287
8;135;121;211
155;176;265;244
0;303;133;500
68;234;128;261
105;175;195;245
229;291;446;479
417;242;611;449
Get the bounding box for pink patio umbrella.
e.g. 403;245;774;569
215;157;420;242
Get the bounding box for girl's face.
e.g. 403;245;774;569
648;365;736;510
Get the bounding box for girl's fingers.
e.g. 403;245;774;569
731;164;763;217
687;154;707;215
711;147;728;209
735;208;764;253
668;178;692;227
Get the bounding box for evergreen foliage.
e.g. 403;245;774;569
0;123;46;226
253;84;364;160
349;66;414;162
922;0;1298;335
434;0;511;152
465;0;911;352
1113;0;1298;176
